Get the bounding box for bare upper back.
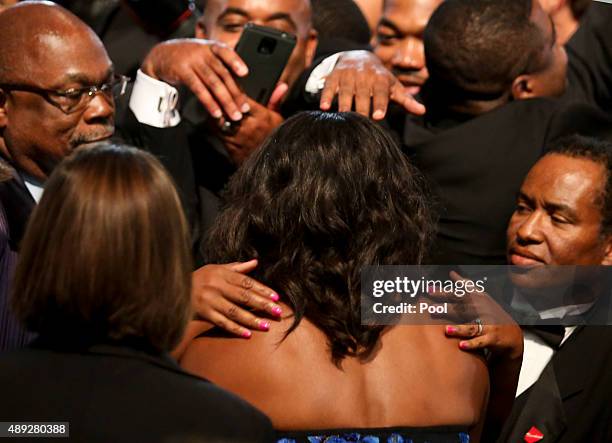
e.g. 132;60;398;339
180;310;489;432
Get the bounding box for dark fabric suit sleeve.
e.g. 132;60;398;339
114;99;201;262
564;1;612;112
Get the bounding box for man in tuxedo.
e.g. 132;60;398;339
0;1;283;350
449;135;612;442
502;136;612;442
399;0;612;265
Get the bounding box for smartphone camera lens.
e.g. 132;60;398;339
258;37;277;55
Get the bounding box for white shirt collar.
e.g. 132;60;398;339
22;175;44;203
511;289;594;320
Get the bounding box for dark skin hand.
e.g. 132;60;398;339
141;39;251;122
142;42;425;123
191;260;283;337
172;259;283;359
319;50;426;120
210;83;287;165
427;271;523;440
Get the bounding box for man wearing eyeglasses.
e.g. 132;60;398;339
0;1;128;351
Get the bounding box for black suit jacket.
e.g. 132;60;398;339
498;326;612;443
0;173;36;351
0;338;274;442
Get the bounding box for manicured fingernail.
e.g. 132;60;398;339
259;321;270;331
241;103;251;113
231;111;243;121
272;306;282;316
373;110;385;120
270;292;280;302
446;326;457;334
242;330;252;338
459;341;469;349
321;101;330;109
212;109;222;119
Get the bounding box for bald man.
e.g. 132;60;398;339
0;1;122;350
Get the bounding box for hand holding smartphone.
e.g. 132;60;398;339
234;23;297;105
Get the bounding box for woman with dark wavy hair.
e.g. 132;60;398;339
181;112;490;442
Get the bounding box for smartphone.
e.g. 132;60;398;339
234;23;297;104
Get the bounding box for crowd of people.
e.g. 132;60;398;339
0;0;611;442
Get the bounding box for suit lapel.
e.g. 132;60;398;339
504;363;567;442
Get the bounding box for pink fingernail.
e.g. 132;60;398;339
242;330;252;338
272;306;282;316
446;326;457;334
270;292;280;302
459;341;468;349
259;321;270;331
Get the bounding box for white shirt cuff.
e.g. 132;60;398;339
305;53;341;95
129;69;181;128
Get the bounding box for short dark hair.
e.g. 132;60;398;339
423;0;548;99
311;0;371;45
569;0;591;20
546;135;612;234
12;143;193;351
205;111;435;365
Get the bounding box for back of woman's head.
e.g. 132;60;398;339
12;143;192;351
206;111;435;364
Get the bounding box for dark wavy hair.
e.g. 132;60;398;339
205;112;435;364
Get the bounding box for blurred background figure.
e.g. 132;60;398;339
55;0;200;77
353;0;384;38
0;143;273;442
311;0;372;46
539;0;591;44
373;0;443;95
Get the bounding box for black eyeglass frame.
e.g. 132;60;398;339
0;74;129;114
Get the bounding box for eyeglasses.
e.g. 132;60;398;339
0;74;129;114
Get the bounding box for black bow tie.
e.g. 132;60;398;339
523;325;566;348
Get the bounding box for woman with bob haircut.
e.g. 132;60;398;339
0;143;273;443
181;112;514;442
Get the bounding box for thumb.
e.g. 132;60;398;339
391;83;426;115
268;82;289;111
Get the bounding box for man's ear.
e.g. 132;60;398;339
511;75;536;100
0;89;8;129
601;235;612;266
195;19;208;39
304;29;319;68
